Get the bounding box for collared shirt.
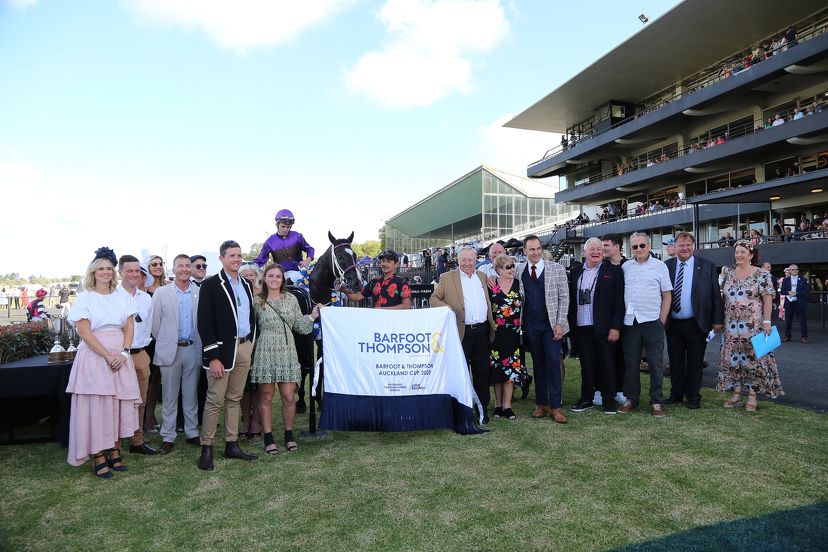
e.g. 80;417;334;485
190;277;203;288
176;282;195;341
622;256;672;325
576;262;601;327
672;256;695;319
117;283;152;348
789;276;798;301
528;259;545;279
459;270;488;324
227;273;251;337
480;262;498;278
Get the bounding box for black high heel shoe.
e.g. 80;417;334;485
107;449;128;472
520;375;533;400
93;454;113;479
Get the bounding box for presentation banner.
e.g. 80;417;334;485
319;306;482;434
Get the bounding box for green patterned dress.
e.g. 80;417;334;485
250;294;314;384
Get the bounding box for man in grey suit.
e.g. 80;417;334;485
664;232;723;409
151;254;202;454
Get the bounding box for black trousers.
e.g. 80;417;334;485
666;318;707;402
575;326;616;403
784;300;808;339
462;324;491;411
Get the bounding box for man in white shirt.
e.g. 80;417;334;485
619;232;673;417
117;255;157;455
430;247;494;423
479;242;506;278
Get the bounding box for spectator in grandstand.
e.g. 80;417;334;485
771;114;785;127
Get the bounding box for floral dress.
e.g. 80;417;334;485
717;266;784;398
489;279;527;385
250;294;314;384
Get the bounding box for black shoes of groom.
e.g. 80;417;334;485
129;442;158;455
198;442;258;470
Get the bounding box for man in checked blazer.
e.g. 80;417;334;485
664;232;723;409
516;235;570;423
196;240;259;470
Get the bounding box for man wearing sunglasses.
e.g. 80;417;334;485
253;209;314;273
619;232;673;417
190;255;208;287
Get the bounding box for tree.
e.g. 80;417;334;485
243;242;263;261
352;240;382;259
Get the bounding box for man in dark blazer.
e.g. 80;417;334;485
196;240;259;470
568;238;625;414
780;264;809;343
665;232;723;408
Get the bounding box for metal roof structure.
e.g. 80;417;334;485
506;0;824;133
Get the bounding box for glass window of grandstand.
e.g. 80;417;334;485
763;100;797;123
685;167;754;196
714;221;735;245
689;116;753;149
630;142;678;169
765;157;799;180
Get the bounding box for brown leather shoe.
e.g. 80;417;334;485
550;408;568;424
159;442;174;454
618;400;637;413
531;406;548;418
651;403;666;418
781;336;791;342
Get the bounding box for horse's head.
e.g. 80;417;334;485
327;231;363;293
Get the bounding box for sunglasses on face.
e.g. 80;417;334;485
194;264;207;269
150;261;165;267
631;244;648;250
501;264;515;270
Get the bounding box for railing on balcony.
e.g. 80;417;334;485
558;110;821;192
531;21;828;165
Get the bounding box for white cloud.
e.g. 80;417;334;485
121;0;353;54
344;0;509;107
3;0;37;10
478;114;559;176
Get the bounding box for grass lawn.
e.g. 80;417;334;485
1;359;826;551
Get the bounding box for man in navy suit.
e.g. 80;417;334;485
780;264;809;343
664;232;724;409
568;238;625;414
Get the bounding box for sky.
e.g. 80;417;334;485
0;0;676;277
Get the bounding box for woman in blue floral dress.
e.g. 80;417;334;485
489;254;527;420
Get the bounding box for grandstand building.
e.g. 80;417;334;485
382;165;577;258
507;0;828;286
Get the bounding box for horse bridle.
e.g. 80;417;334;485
310;243;361;306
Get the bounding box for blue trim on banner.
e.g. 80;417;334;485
320;393;484;435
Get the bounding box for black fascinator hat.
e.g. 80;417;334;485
93;246;118;266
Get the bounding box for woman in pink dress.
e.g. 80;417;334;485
66;247;141;477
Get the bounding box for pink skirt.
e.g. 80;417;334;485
66;327;141;466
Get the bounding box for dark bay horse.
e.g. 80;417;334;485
294;231;362;415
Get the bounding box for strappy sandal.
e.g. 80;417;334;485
502;408;517;420
107;449;128;472
724;388;742;408
93;454;112;479
264;443;279;455
285;441;299;452
745;392;758;412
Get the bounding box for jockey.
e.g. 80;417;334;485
254;209;315;281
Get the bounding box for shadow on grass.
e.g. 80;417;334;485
612;502;828;552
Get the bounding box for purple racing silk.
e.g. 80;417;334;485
254;231;315;271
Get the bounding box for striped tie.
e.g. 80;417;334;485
672;262;685;313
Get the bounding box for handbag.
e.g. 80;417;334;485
750;326;781;358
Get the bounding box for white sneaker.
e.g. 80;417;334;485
615;392;627;405
592;390;603;406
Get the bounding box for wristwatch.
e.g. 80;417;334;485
120;347;130;359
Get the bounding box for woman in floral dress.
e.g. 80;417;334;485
489;254;527;420
251;264;319;454
717;241;783;411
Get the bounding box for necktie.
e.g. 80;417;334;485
672;262;685;312
531;265;538;281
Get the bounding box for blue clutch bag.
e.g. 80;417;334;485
750;326;781;358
